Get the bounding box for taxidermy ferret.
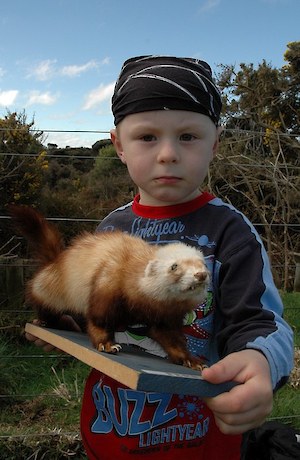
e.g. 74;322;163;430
10;205;210;370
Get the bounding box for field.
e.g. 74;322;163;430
0;292;299;459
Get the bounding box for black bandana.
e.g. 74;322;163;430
112;55;222;126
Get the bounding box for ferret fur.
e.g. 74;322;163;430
10;205;209;369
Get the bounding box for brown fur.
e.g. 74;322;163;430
10;205;209;370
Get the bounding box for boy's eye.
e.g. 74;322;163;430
141;134;156;142
180;133;196;141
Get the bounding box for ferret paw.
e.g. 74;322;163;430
184;360;207;372
111;344;122;353
97;343;122;354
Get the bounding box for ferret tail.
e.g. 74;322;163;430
9;205;64;265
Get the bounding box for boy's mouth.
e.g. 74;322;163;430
155;176;182;184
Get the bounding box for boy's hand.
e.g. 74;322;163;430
25;316;82;353
202;349;273;435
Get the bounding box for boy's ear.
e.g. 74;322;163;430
110;129;126;164
212;125;223;157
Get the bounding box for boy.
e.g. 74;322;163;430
27;56;293;459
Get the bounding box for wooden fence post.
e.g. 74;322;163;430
294;254;300;292
0;258;25;309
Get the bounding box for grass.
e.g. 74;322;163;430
0;338;89;458
268;291;300;429
271;379;300;427
0;342;89;431
0;292;299;458
0;435;86;460
281;291;300;347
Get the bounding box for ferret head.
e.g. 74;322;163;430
141;243;209;303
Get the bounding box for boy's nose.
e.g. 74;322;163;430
157;140;179;163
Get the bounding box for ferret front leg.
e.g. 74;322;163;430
87;320;122;354
148;326;205;371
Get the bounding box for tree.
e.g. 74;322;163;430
282;41;300;135
88;144;132;202
0;110;47;210
92;144;126;177
211;43;300;289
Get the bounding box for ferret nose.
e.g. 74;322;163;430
194;271;208;282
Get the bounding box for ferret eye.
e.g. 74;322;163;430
171;263;178;271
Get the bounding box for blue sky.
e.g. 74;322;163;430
0;0;298;148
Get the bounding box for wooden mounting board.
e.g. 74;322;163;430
25;323;236;397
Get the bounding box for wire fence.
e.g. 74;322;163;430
0;125;299;452
0;288;299;429
0;126;299;136
1;149;300;168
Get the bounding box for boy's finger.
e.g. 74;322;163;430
202;354;243;384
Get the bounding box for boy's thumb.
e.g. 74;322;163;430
202;356;239;384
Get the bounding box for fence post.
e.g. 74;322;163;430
0;258;25;309
294;254;300;292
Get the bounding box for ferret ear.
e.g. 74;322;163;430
145;260;158;277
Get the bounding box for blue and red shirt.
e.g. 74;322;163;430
80;192;293;459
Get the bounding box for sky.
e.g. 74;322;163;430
0;0;299;148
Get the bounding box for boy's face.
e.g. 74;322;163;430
111;110;221;206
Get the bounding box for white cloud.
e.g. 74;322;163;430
61;58;110;77
260;0;288;3
61;60;99;77
83;82;115;110
198;0;221;13
0;89;18;106
28;59;57;81
26;90;58;106
101;57;111;66
27;58;110;81
45;131;101;149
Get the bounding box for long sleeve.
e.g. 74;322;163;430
212;214;294;390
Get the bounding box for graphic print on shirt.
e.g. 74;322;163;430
90;381;211;451
183;294;213;361
102;217;217;249
186;234;216;249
